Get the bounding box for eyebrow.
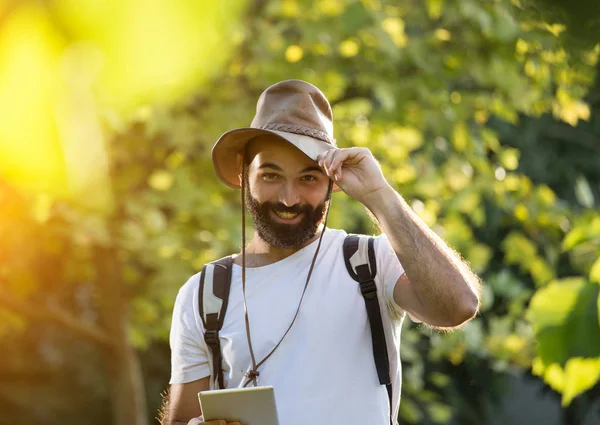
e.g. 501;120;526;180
258;163;283;171
300;165;324;174
258;163;324;174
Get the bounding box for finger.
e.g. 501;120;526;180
319;150;335;177
326;152;342;181
317;149;333;167
329;151;352;182
323;149;335;168
319;149;334;170
316;151;327;165
329;152;347;178
328;151;346;173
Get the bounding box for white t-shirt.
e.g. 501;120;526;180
170;228;406;425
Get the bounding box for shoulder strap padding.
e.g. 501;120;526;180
343;234;377;281
198;255;233;331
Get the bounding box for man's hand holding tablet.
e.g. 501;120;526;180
198;387;279;425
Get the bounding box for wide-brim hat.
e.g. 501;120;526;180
212;79;338;189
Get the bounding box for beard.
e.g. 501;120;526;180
245;182;330;249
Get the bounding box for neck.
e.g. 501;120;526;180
237;225;325;267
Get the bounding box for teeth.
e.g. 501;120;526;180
275;211;299;219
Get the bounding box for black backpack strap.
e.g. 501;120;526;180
343;234;394;424
198;255;233;389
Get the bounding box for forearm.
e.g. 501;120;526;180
363;185;480;325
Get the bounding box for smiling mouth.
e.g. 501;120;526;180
272;210;301;221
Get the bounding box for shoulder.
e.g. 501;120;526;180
325;227;348;243
372;232;392;251
174;271;202;309
330;228;389;252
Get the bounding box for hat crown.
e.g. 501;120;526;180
250;80;334;142
211;80;337;189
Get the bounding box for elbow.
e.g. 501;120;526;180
452;290;479;325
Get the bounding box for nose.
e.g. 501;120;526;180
278;181;300;207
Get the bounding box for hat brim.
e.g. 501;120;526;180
212;127;340;191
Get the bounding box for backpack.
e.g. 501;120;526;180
197;234;393;420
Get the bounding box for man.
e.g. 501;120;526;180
163;80;481;425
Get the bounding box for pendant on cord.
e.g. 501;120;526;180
243;369;260;387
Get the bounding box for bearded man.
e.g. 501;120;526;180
162;80;481;425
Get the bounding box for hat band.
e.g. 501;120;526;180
257;123;336;146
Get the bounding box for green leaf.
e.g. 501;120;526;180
499;148;520;171
148;170;174;191
452;121;470;152
527;278;600;367
598;290;600;329
527;278;583;329
562;358;600;406
575;175;595;208
426;0;444;20
563;227;588;251
502;231;538;270
466;242;492;273
427;402;452;423
429;372;450;388
399;397;423;423
590;257;600;284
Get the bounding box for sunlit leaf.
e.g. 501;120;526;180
285;45;304;63
425;0;444;20
499;148;520;171
466;242;492;273
513;203;529;221
381;17;407;48
427;402;452;423
434;28;451;41
563;227;588;251
504;334;527;354
148;170;174;191
502;232;538;268
527;278;585;330
590;257;600;284
316;0;346;16
527;278;600;368
575;175;595;208
562;358;600;406
452;122;469;152
339;39;360;57
543;363;566;392
530;258;555;286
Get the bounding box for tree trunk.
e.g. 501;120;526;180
97;245;148;425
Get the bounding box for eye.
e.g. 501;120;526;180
301;175;317;182
262;173;281;181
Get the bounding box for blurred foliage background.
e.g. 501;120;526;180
1;0;599;424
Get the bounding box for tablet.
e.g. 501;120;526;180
198;386;280;425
